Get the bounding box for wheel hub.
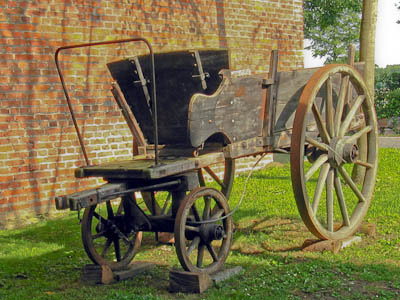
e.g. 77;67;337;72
342;142;359;163
97;216;127;239
199;223;224;243
328;138;359;167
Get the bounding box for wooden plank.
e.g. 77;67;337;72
81;262;155;285
223;137;264;159
111;82;147;153
274;67;319;135
302;236;362;254
189;72;264;147
81;264;114;285
262;50;279;144
169;270;212;293
75;152;225;180
273;62;365;139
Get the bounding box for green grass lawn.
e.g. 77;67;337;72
1;148;400;299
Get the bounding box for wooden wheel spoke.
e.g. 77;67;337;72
196;244;205;267
197;156;234;200
334;169;350;226
101;238;113;257
93;211;108;224
187;237;200;255
334;75;350;134
312;163;330;213
354;160;373;169
206;243;219;262
121;235;133;247
339;95;365;138
92;231;106;240
305;136;329;152
312;102;330;143
346;125;372;144
202;197;211;220
198;169;206;187
185;225;200;232
114;239;121;262
106;201;114;219
161;193;172;215
210;208;224;220
305;154;328;182
326;168;334;232
338;165;366;203
326;76;335;137
204;166;226;189
191;204;202;222
116;201;124;215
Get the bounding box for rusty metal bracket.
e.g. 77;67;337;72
131;57;152;115
191;50;209;90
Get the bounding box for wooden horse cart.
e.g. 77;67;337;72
54;38;378;275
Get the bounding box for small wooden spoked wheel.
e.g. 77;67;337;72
174;187;233;274
290;64;378;240
81;195;142;270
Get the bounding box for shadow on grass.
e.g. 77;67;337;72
1;214;400;300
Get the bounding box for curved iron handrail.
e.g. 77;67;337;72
54;37;158;166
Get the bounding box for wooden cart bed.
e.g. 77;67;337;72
75;152;226;180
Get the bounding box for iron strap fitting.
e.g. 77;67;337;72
130;57;152;116
191;50;209;90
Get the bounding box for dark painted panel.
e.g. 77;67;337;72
107;50;229;147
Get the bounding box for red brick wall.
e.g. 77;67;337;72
0;0;303;228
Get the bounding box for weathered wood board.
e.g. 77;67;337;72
189;72;264;147
75;152;225;179
169;270;212;293
272;62;365;148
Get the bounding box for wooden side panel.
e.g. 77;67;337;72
189;72;264;147
274;67;320;134
107;50;229;147
273;63;365;148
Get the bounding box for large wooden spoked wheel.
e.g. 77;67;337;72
81;195;142;270
290;64;378;240
174;187;233;274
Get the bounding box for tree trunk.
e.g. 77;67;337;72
353;0;378;184
359;0;378;97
